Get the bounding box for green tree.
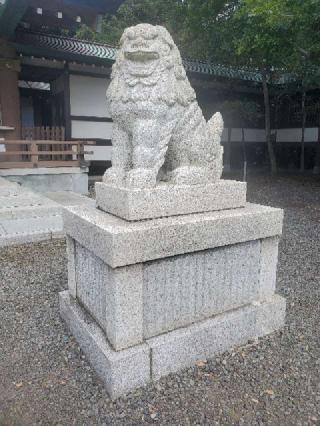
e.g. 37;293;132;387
233;0;320;174
231;0;297;175
76;0;320;173
76;0;184;47
76;0;238;59
170;0;240;60
287;0;320;172
219;99;262;178
179;0;320;174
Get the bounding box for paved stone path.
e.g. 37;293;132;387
0;177;94;247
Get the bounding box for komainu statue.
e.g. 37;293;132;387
103;24;224;189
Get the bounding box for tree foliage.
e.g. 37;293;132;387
76;0;320;173
289;0;320;87
170;0;240;60
76;0;320;76
76;0;183;47
76;0;239;60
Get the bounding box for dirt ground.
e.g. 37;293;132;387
0;175;319;425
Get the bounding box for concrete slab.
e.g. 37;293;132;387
0;223;7;237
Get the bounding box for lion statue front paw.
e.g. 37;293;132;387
126;169;157;189
103;167;126;186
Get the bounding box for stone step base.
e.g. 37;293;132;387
0;215;64;247
0;176;95;247
59;290;286;399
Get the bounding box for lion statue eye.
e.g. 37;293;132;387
144;29;157;40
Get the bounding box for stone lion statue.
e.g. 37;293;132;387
103;23;224;188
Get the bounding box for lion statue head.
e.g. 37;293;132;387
107;24;196;106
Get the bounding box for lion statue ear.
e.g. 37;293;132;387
174;62;187;81
119;32;126;47
154;25;195;107
119;27;132;46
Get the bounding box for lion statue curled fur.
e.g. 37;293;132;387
103;23;224;189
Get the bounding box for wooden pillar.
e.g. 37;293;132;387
0;39;21;140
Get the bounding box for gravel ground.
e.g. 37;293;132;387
0;176;319;425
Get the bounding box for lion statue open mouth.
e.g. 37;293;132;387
103;23;224;189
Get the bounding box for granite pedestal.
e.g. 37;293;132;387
95;180;247;221
59;182;285;398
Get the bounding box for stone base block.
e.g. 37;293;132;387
95;179;246;220
59;290;150;399
59;290;285;398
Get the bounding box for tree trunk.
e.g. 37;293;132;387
224;127;232;173
262;71;277;175
313;122;320;174
241;127;247;181
300;90;306;173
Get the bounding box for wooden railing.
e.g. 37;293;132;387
22;126;65;141
0;140;95;169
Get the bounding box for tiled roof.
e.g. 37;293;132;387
183;59;263;82
15;30;294;84
15;30;116;62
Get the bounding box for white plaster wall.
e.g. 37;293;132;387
276;127;318;143
85;126;318;163
222;128;267;143
71;120;113;140
84;145;112;161
245;128;268;143
222;127;317;143
69;74;110;117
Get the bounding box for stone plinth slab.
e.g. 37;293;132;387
95;180;246;220
59;290;285;398
63;203;283;268
148;295;286;379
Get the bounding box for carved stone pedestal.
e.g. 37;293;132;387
59;187;285;398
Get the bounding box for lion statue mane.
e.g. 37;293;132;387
103;23;224;188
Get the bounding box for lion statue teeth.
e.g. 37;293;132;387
103;23;224;189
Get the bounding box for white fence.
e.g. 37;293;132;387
221;127;319;143
83;127;319;163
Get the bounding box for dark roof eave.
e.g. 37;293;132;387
15;43;114;67
13;30;297;85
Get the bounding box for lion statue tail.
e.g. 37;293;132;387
207;112;224;179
